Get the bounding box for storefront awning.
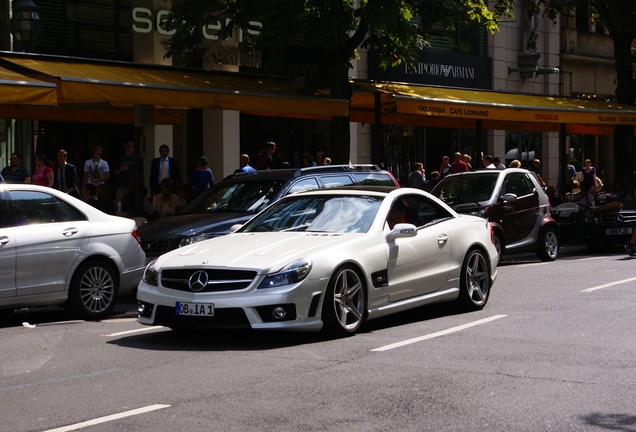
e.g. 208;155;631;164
0;65;57;106
0;53;349;120
350;79;636;134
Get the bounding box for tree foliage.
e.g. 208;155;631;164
164;0;515;162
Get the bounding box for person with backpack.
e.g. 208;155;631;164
253;141;276;170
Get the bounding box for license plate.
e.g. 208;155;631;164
175;302;215;316
605;227;633;235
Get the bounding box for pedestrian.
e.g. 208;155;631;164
83;146;110;186
191;156;214;195
439;156;451;178
32;154;54;187
235;154;257;174
1;152;31;184
462;154;473;169
482;155;496;169
152;178;181;217
493;157;506;169
55;149;80;198
315;151;327;166
427;171;440;191
253;141;276;170
529;158;545;187
509;159;521;168
450;152;468;174
149;144;182;195
409;162;427;189
112;141;137;202
301;153;316;167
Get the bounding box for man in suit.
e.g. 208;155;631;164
55;149;80;198
149;144;182;195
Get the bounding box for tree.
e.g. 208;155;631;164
164;0;515;164
531;0;636;183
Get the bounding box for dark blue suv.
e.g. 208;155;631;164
138;165;398;259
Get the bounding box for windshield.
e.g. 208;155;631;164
179;179;287;214
240;195;383;233
431;173;499;204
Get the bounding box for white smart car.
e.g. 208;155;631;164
137;187;498;336
0;184;146;319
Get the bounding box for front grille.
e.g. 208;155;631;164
154;305;250;329
161;268;257;292
141;239;171;257
598;212;636;226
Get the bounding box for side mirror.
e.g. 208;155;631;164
386;223;418;241
500;193;517;202
229;224;243;233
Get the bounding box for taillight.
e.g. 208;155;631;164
489;222;496;244
131;229;141;245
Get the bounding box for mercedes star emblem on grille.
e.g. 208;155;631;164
188;270;209;292
616;214;625;224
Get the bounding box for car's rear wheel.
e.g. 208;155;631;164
537;226;559;261
321;265;366;336
457;249;491;310
67;259;118;320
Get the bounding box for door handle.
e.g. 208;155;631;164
437;234;449;244
62;228;79;237
0;236;9;245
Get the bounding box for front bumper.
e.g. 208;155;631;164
136;280;325;331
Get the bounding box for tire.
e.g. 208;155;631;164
457;249;491;311
537;226;559;261
492;232;504;263
321;265;367;336
67;259;118;320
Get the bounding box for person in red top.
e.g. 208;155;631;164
450;152;468;174
32;154;54;187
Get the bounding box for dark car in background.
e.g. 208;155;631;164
583;179;636;250
430;168;559;261
138;164;399;259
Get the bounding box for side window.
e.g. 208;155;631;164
55;198;87;222
401;194;453;227
288;178;320;194
502;173;532;197
352;172;396;186
9;190;59;225
319;175;355;188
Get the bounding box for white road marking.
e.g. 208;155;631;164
371;314;507;352
103;326;165;337
581;277;636;293
42;404;171;432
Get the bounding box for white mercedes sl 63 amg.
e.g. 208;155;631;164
137;187;498;336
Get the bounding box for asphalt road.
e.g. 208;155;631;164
1;245;634;432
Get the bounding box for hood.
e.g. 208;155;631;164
594;200;636;216
154;231;352;272
138;212;253;239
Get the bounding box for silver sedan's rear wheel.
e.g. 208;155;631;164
67;260;118;320
458;249;491;310
321;265;366;336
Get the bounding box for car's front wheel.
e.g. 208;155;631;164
321;265;367;336
537;226;559;261
457;249;491;310
67;259;118;320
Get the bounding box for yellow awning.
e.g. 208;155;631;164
350;79;636;129
0;65;57;105
0;54;349;119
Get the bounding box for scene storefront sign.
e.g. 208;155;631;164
131;7;262;40
368;49;491;90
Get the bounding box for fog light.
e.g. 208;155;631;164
272;306;287;319
137;302;146;314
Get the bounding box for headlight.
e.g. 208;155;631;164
471;209;486;217
143;260;159;286
257;258;312;289
179;233;223;248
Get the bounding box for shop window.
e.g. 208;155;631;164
505;131;542;169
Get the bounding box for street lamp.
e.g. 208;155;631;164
10;0;43;53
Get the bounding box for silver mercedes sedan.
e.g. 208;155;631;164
0;184;146;320
138;187;498;336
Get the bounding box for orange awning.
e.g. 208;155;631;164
0;65;57;106
350;79;636;129
0;53;349;120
